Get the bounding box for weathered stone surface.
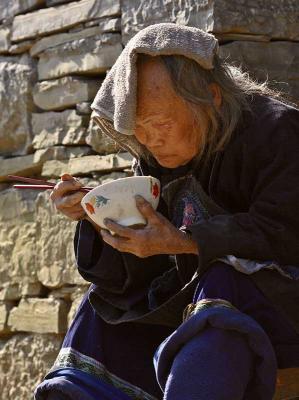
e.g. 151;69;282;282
68;23;85;33
42;152;133;177
121;0;299;44
21;282;43;297
86;118;120;154
215;32;270;43
9;39;35;54
35;190;87;287
85;16;121;31
212;0;299;40
98;171;132;183
76;101;92;115
31;25;117;56
0;154;43;182
0;302;13;333
0;334;62;399
33;76;101;110
67;286;87;328
37;33;122;80
0;284;19;301
12;0;121;42
0;0;44;21
34;145;93;161
121;0;214;44
75;172;130;188
46;0;72;5
32;110;89;149
219;41;299;99
0;189;38;287
49;285;87;300
0;27;10;53
0;187;86;288
8;298;69;333
0;146;92;181
0;54;35;156
0;282;43;300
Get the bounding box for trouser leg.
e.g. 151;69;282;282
154;262;278;400
163;326;253;400
45;391;70;400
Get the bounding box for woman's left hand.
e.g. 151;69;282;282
100;195;199;258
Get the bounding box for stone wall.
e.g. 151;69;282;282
0;1;298;398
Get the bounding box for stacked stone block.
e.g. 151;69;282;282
0;0;298;398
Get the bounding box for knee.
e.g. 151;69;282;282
164;327;254;400
172;326;253;371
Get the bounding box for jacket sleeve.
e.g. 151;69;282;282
186;110;299;269
74;219;172;295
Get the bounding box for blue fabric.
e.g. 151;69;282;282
154;307;277;400
153;262;299;399
34;286;171;399
159;327;255;400
34;368;132;400
193;262;299;368
35;263;299;399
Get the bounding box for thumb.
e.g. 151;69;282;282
135;195;160;224
61;173;82;186
61;173;74;181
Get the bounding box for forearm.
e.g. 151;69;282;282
178;229;199;255
74;219;173;293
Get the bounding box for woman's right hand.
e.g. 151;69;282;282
50;173;86;221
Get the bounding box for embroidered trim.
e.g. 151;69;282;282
183;298;237;322
49;347;158;400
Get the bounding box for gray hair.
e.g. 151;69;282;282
137;53;292;163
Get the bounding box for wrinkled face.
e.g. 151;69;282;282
135;58;207;168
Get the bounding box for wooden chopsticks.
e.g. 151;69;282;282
7;175;93;193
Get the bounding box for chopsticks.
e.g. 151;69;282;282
7;175;93;193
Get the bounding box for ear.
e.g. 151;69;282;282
209;83;222;108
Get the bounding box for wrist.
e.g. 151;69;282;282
179;227;199;255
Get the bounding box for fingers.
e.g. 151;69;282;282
61;173;75;181
55;191;85;208
50;174;86;221
103;219;136;239
65;209;86;221
135;195;161;224
100;229;131;253
50;178;82;201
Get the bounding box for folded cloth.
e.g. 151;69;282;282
34;368;132;400
154;303;277;400
34;286;170;400
90;23;219;158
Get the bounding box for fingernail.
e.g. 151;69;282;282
135;195;145;203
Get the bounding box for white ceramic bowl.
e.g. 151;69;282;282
81;176;160;230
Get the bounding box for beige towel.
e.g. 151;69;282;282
91;23;218;158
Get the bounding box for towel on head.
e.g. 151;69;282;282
90;23;218;159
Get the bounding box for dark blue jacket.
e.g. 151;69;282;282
74;95;299;331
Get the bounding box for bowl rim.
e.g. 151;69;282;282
81;175;160;201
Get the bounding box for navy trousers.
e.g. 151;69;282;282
36;263;299;400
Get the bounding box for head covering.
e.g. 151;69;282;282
91;23;219;159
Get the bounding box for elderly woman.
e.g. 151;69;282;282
35;24;299;400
